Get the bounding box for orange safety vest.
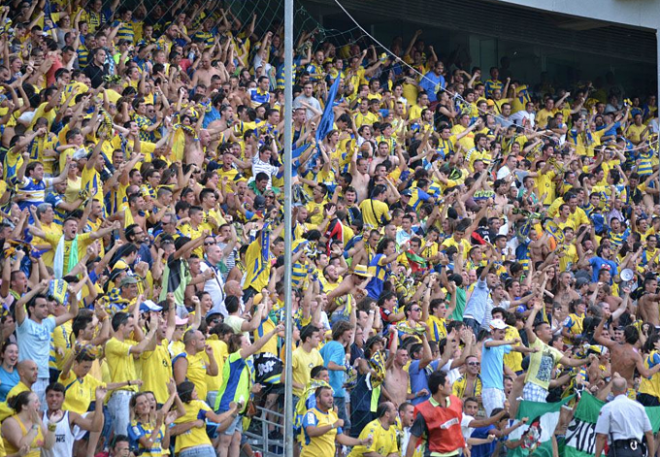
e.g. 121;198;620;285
414;395;466;455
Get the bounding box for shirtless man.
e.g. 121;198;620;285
369;142;391;175
637;276;660;328
383;343;411;408
192;51;228;88
350;154;371;203
527;229;550;265
594;309;660;393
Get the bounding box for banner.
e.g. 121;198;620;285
509;395;573;457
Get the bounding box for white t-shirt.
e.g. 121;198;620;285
461;414;475;443
200;262;227;317
441;359;461;385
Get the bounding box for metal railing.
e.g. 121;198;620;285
244;405;286;457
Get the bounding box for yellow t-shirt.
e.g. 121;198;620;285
50;321;72;371
58;371;105;414
254;318;278;356
81;166;103;202
503;326;523;373
34;222;62;268
104;337;139;390
180;224;204;258
205;338;228;393
0;382;30;422
292;347;324;397
44;233;95;274
426;316;447;343
305;199;328;226
242;238;271;292
535;108;557;129
173;400;213;453
347;418;398;457
359;199;391;228
29;102;57;130
139;342;172;405
301;407;339;457
534;170;556;205
175;351;209;401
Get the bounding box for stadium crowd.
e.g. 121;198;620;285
0;0;659;456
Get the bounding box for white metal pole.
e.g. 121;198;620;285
283;0;294;454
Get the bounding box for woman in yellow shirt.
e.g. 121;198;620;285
171;381;239;457
1;391;59;457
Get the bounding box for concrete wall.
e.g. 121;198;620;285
493;0;660;31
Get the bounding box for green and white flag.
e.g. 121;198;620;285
509;396;574;457
566;392;660;457
565;392;602;457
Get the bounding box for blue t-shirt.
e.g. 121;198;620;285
408;359;440;405
320;340;347;398
588;257;618;284
16;316;56;379
0;366;19;402
419;72;446;102
470;425;498;457
481;340;511;390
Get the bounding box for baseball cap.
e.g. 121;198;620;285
254;195;266;211
119;276;138;287
490;319;507;331
72;148;88;161
175;316;189;326
206;310;222;322
140;300;162;313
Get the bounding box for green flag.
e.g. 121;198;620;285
508;396;574;457
566;392;660;457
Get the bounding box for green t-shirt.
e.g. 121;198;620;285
449;288;467;321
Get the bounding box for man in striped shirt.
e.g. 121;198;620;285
16;155;71;211
251;148;282;190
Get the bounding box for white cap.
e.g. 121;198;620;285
490;319;507;331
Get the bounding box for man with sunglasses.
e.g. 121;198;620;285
200;242;228;317
452;355;483;403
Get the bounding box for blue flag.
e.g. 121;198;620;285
316;76;341;144
309;77;342;168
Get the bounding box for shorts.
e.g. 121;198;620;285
73;407;112;441
637;393;660;407
523;383;549;403
482;388;506;417
33;378;49;412
222;414;243;436
178;445;216;457
206;391;218;412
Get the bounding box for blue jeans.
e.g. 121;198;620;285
463;317;481;336
107;390;134;435
334;396;350;430
178;445;216;457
